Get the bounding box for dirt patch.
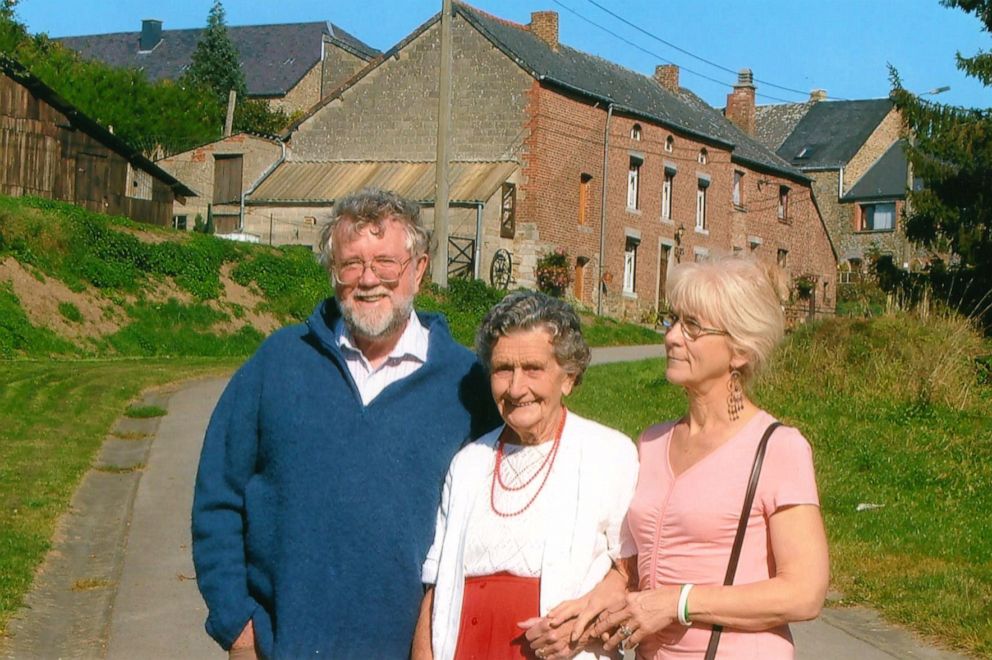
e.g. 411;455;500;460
213;263;281;335
112;224;174;244
0;258;124;341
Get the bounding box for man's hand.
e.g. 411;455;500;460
231;620;255;650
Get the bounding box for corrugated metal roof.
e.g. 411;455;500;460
249;160;518;204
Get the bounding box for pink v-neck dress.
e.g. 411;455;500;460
626;410;820;659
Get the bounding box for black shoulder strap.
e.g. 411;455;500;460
704;421;782;660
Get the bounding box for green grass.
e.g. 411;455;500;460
570;313;992;658
123;404;167;418
0;358;241;634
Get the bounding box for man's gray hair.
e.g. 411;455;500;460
476;290;591;386
318;188;430;272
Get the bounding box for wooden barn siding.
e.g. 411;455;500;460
0;73;173;226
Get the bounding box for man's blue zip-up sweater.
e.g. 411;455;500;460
191;299;499;658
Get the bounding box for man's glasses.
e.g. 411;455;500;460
332;257;412;285
661;313;729;341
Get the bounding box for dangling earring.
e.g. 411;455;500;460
727;368;744;421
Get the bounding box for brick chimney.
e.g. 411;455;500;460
654;64;679;93
809;89;828;102
725;68;756;135
530;11;559;51
139;19;162;52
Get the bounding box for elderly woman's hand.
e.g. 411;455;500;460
519;616;581;660
592;586;679;651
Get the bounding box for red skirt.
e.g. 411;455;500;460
453;573;541;660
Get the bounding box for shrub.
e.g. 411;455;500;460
232;246;330;320
0;284;77;357
58;302;83;323
535;248;572;298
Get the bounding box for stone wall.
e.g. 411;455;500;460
269;41;369;115
290;15;532;161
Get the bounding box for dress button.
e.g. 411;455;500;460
471;617;479;625
479;583;487;589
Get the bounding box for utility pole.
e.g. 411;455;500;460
224;90;237;137
432;0;453;286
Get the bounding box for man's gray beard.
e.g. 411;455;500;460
340;292;414;342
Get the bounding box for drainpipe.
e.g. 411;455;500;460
240;139;287;233
596;103;614;317
474;202;484;279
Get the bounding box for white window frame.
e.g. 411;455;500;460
695;183;707;231
778;185;790;220
623;237;638;294
665;136;674;153
630;124;642;141
732;170;743;207
662;171;673;221
627;157;641;210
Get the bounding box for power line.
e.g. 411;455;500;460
549;0;800;104
582;0;817;99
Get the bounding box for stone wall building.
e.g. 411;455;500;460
247;3;837;318
756;97;922;279
58;20;379;116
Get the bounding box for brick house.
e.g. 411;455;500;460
248;3;837;318
756;96;921;279
0;55;194;226
58;19;379;115
156;132;284;236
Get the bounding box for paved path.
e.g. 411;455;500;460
1;347;971;659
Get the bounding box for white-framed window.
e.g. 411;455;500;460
623;236;639;293
172;215;187;231
859;202;896;231
665;136;674;153
778;185;790;220
662;170;674;221
698;148;708;164
732;170;744;207
627;156;642;210
695;181;707;230
693;247;710;262
630;123;642;141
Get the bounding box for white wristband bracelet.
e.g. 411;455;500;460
677;583;694;626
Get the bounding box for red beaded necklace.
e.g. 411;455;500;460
490;407;567;517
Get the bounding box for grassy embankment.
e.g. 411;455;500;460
569;312;992;658
0;195;658;634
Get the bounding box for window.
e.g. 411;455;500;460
172;215;187;231
662;169;674;220
777;248;788;268
777;185;790;220
695;180;707;230
665;136;674;153
732;171;744;207
630;124;642;141
693;247;709;262
623;236;639;293
500;182;516;238
126;164;153;200
304;216;317;226
859;202;896;231
213;154;244;204
578;173;592;225
627;156;642;210
697;148;708;165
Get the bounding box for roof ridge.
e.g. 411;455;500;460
455;1;528;31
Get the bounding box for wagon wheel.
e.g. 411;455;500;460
490;249;512;290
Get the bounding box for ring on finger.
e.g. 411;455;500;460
619;624;634;639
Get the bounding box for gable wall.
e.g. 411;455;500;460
290;16;532;161
843;108;902;194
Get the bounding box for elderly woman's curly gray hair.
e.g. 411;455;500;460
476;290;591;386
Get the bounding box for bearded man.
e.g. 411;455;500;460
192;188;499;659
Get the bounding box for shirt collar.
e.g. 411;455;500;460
336;309;429;364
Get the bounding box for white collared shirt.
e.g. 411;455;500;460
336;310;430;405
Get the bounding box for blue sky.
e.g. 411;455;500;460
15;0;991;110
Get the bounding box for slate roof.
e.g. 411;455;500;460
754;101;815;151
57;22;379;98
0;54;195;197
775;98;894;169
841;140;908;201
456;3;806;181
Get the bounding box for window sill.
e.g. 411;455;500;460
622;291;637;299
626;207;642;215
577;225;593;234
854;229;896;234
777;216;792;225
694;227;709;235
733;204;746;212
660;217;675;225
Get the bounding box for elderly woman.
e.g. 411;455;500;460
592;256;829;659
412;290;638;660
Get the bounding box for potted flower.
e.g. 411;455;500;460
535;247;572;297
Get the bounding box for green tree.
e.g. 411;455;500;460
182;1;246;107
889;0;992;325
